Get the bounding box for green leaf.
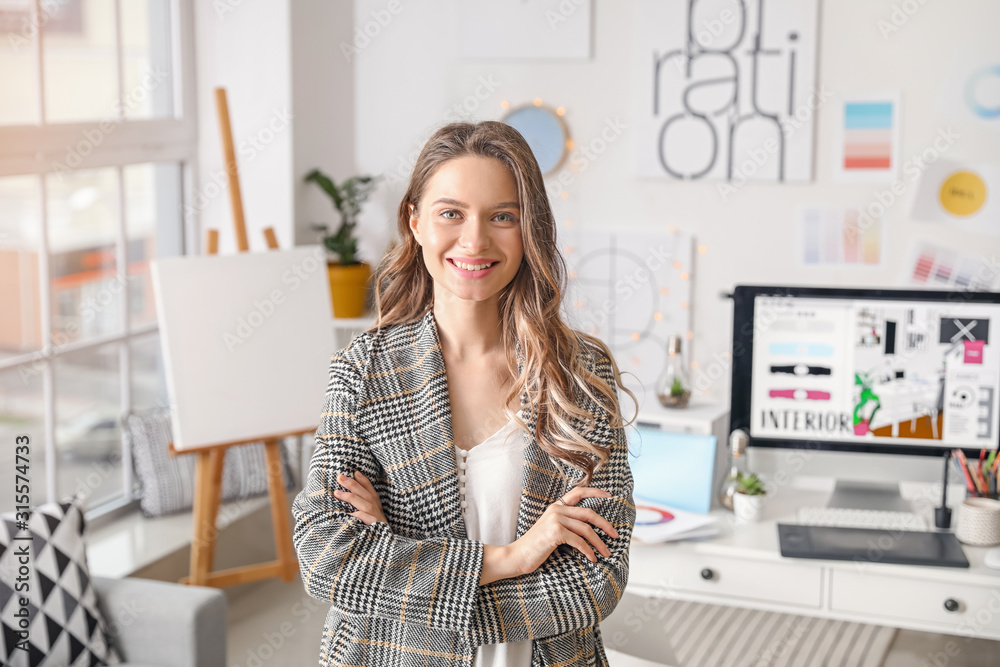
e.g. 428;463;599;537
305;168;344;211
305;169;378;264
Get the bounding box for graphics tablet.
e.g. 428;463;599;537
778;523;970;568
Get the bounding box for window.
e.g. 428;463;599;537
0;0;197;527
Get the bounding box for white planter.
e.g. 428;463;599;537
733;492;767;523
955;498;1000;546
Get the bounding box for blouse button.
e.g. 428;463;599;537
458;448;468;457
458;461;467;470
461;500;468;508
460;486;466;496
459;474;467;482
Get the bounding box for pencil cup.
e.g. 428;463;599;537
955;498;1000;546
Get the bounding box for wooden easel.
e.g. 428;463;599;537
171;87;309;588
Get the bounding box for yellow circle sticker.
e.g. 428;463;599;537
939;170;987;216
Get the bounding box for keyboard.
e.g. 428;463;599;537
795;506;929;531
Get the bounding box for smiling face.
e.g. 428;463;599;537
409;155;524;304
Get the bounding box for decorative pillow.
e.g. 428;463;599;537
123;407;298;518
0;491;123;666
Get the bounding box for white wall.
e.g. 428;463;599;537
291;2;358;249
352;0;1000;406
194;1;358;256
194;0;293;254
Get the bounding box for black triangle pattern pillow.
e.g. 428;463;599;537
0;491;122;666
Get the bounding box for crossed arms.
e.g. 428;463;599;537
290;333;635;645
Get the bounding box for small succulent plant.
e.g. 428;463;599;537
670;377;687;397
736;471;766;496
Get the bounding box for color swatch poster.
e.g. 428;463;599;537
911;159;1000;237
799;206;882;267
834;94;900;183
900;241;1000;292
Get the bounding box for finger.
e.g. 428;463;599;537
559;505;620;539
334;489;375;514
337;472;361;491
562;486;613;506
338;475;378;506
338;473;384;512
559;527;598;563
354;470;376;492
561;516;612;557
334;488;360;508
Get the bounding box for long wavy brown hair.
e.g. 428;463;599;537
366;120;638;487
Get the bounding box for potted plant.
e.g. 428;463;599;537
732;472;767;523
306;168;378;318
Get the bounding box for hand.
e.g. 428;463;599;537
507;485;620;576
334;471;389;527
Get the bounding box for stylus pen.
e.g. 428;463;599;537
941;452;949;507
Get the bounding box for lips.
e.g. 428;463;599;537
447;258;500;277
448;258;498;269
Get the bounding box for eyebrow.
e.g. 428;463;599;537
431;197;520;209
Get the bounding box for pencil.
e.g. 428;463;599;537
972;463;988;495
955;449;977;494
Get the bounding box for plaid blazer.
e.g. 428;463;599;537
291;309;636;667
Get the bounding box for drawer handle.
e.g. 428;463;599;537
944;598;960;613
700;568;715;581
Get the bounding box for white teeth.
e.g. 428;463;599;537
453;260;494;271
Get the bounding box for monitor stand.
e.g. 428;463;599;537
826;479;915;513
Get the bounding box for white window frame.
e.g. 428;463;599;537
0;0;199;530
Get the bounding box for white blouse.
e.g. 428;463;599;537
454;415;534;667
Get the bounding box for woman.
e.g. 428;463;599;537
292;120;638;667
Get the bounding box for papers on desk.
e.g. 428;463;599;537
630;495;719;544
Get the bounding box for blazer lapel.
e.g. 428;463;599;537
415;310;568;542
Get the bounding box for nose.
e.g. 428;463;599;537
459;215;491;253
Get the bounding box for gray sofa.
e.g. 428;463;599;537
92;576;227;667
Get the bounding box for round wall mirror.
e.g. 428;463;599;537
502;104;571;176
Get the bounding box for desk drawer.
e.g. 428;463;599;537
830;570;1000;635
656;551;822;608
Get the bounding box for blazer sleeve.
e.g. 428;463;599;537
464;349;636;646
291;333;487;634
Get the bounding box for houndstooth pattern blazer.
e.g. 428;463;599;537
291;309;636;667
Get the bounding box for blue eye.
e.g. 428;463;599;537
438;209;517;222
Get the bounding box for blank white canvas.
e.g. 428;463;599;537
150;246;335;451
458;0;592;59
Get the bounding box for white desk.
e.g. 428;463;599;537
626;478;1000;641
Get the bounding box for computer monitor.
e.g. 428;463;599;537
730;285;1000;511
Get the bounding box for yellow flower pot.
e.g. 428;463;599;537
327;260;371;318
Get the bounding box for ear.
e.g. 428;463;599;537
408;203;421;244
